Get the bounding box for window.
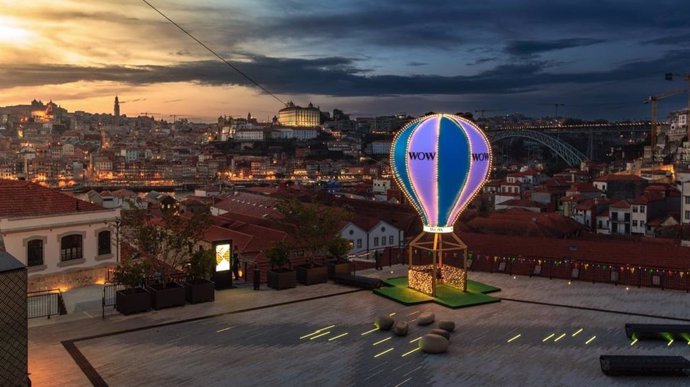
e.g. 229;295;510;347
640;221;645;229
632;206;638;213
640;205;646;213
632;220;638;227
373;237;379;247
60;235;83;261
356;239;362;249
611;212;618;221
685;196;690;205
685;210;690;220
98;231;111;255
389;235;394;245
27;239;43;267
624;213;630;221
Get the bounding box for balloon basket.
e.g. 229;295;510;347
407;231;468;297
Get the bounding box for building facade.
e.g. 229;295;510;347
278;102;320;127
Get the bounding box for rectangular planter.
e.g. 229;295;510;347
328;261;353;279
115;287;150;315
184;279;215;304
267;269;297;290
296;265;328;285
147;282;186;309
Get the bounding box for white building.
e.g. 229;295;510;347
0;180;120;291
339;217;402;258
234;129;265;142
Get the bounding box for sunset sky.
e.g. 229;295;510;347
1;0;689;121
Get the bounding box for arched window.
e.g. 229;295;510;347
61;235;83;261
27;239;43;267
98;231;111;256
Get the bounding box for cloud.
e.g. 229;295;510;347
407;62;427;67
504;38;605;56
466;57;498;65
2;49;688;99
642;32;690;46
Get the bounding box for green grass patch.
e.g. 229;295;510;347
376;275;501;309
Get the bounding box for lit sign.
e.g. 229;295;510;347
391;114;492;233
215;242;231;272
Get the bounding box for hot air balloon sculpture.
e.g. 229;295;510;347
391;113;492;296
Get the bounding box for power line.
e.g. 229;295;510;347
141;0;287;106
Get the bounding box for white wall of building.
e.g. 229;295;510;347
0;209;120;276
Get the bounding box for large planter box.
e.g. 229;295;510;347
296;264;328;285
147;282;186;309
185;279;215;304
267;269;297;290
116;287;150;315
328;261;353;278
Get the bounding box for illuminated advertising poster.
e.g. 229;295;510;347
215;242;231;272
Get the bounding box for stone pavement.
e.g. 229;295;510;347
28;266;690;386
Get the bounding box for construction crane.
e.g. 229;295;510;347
537;103;566;117
644;88;686;162
139;112;161;119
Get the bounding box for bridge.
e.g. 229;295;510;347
487;130;589;166
491;121;651;134
485;122;652;165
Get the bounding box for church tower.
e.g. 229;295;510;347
114;96;120;118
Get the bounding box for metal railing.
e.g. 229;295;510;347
27;289;66;319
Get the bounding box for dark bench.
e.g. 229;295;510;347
625;323;690;341
600;355;690;376
332;274;384;290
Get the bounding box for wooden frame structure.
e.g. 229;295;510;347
407;232;468;296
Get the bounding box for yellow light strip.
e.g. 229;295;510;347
571;328;583;337
409;337;422;343
300;325;336;339
374;348;395;358
667;339;674;347
401;347;421;357
328;332;349;342
373;337;392;346
585;336;596;345
554;333;566;342
542;333;555;342
507;334;521;343
630;338;638;346
216;327;232;333
389;312;397;316
309;331;331;340
361;327;379;336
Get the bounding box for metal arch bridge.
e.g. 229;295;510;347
487;130;588;166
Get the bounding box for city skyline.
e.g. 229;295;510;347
1;0;690;121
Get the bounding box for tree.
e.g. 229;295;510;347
273;197;350;265
266;241;291;270
120;208;211;278
327;236;351;262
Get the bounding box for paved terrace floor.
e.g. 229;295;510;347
28;266;690;386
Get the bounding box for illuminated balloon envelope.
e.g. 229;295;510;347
391;113;492;233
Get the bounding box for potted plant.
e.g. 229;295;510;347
147;278;186;309
266;242;296;290
114;258;151;315
326;236;353;278
184;248;216;304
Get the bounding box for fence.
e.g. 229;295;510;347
27;289;66;319
468;254;690;292
102;282;125;318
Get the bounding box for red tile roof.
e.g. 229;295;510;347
610;200;631;209
0;180;104;218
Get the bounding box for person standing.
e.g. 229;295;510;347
232;251;240;280
374;250;382;271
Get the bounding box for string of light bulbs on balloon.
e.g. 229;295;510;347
468;253;690;278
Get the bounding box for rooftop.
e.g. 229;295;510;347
0;180;104;218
